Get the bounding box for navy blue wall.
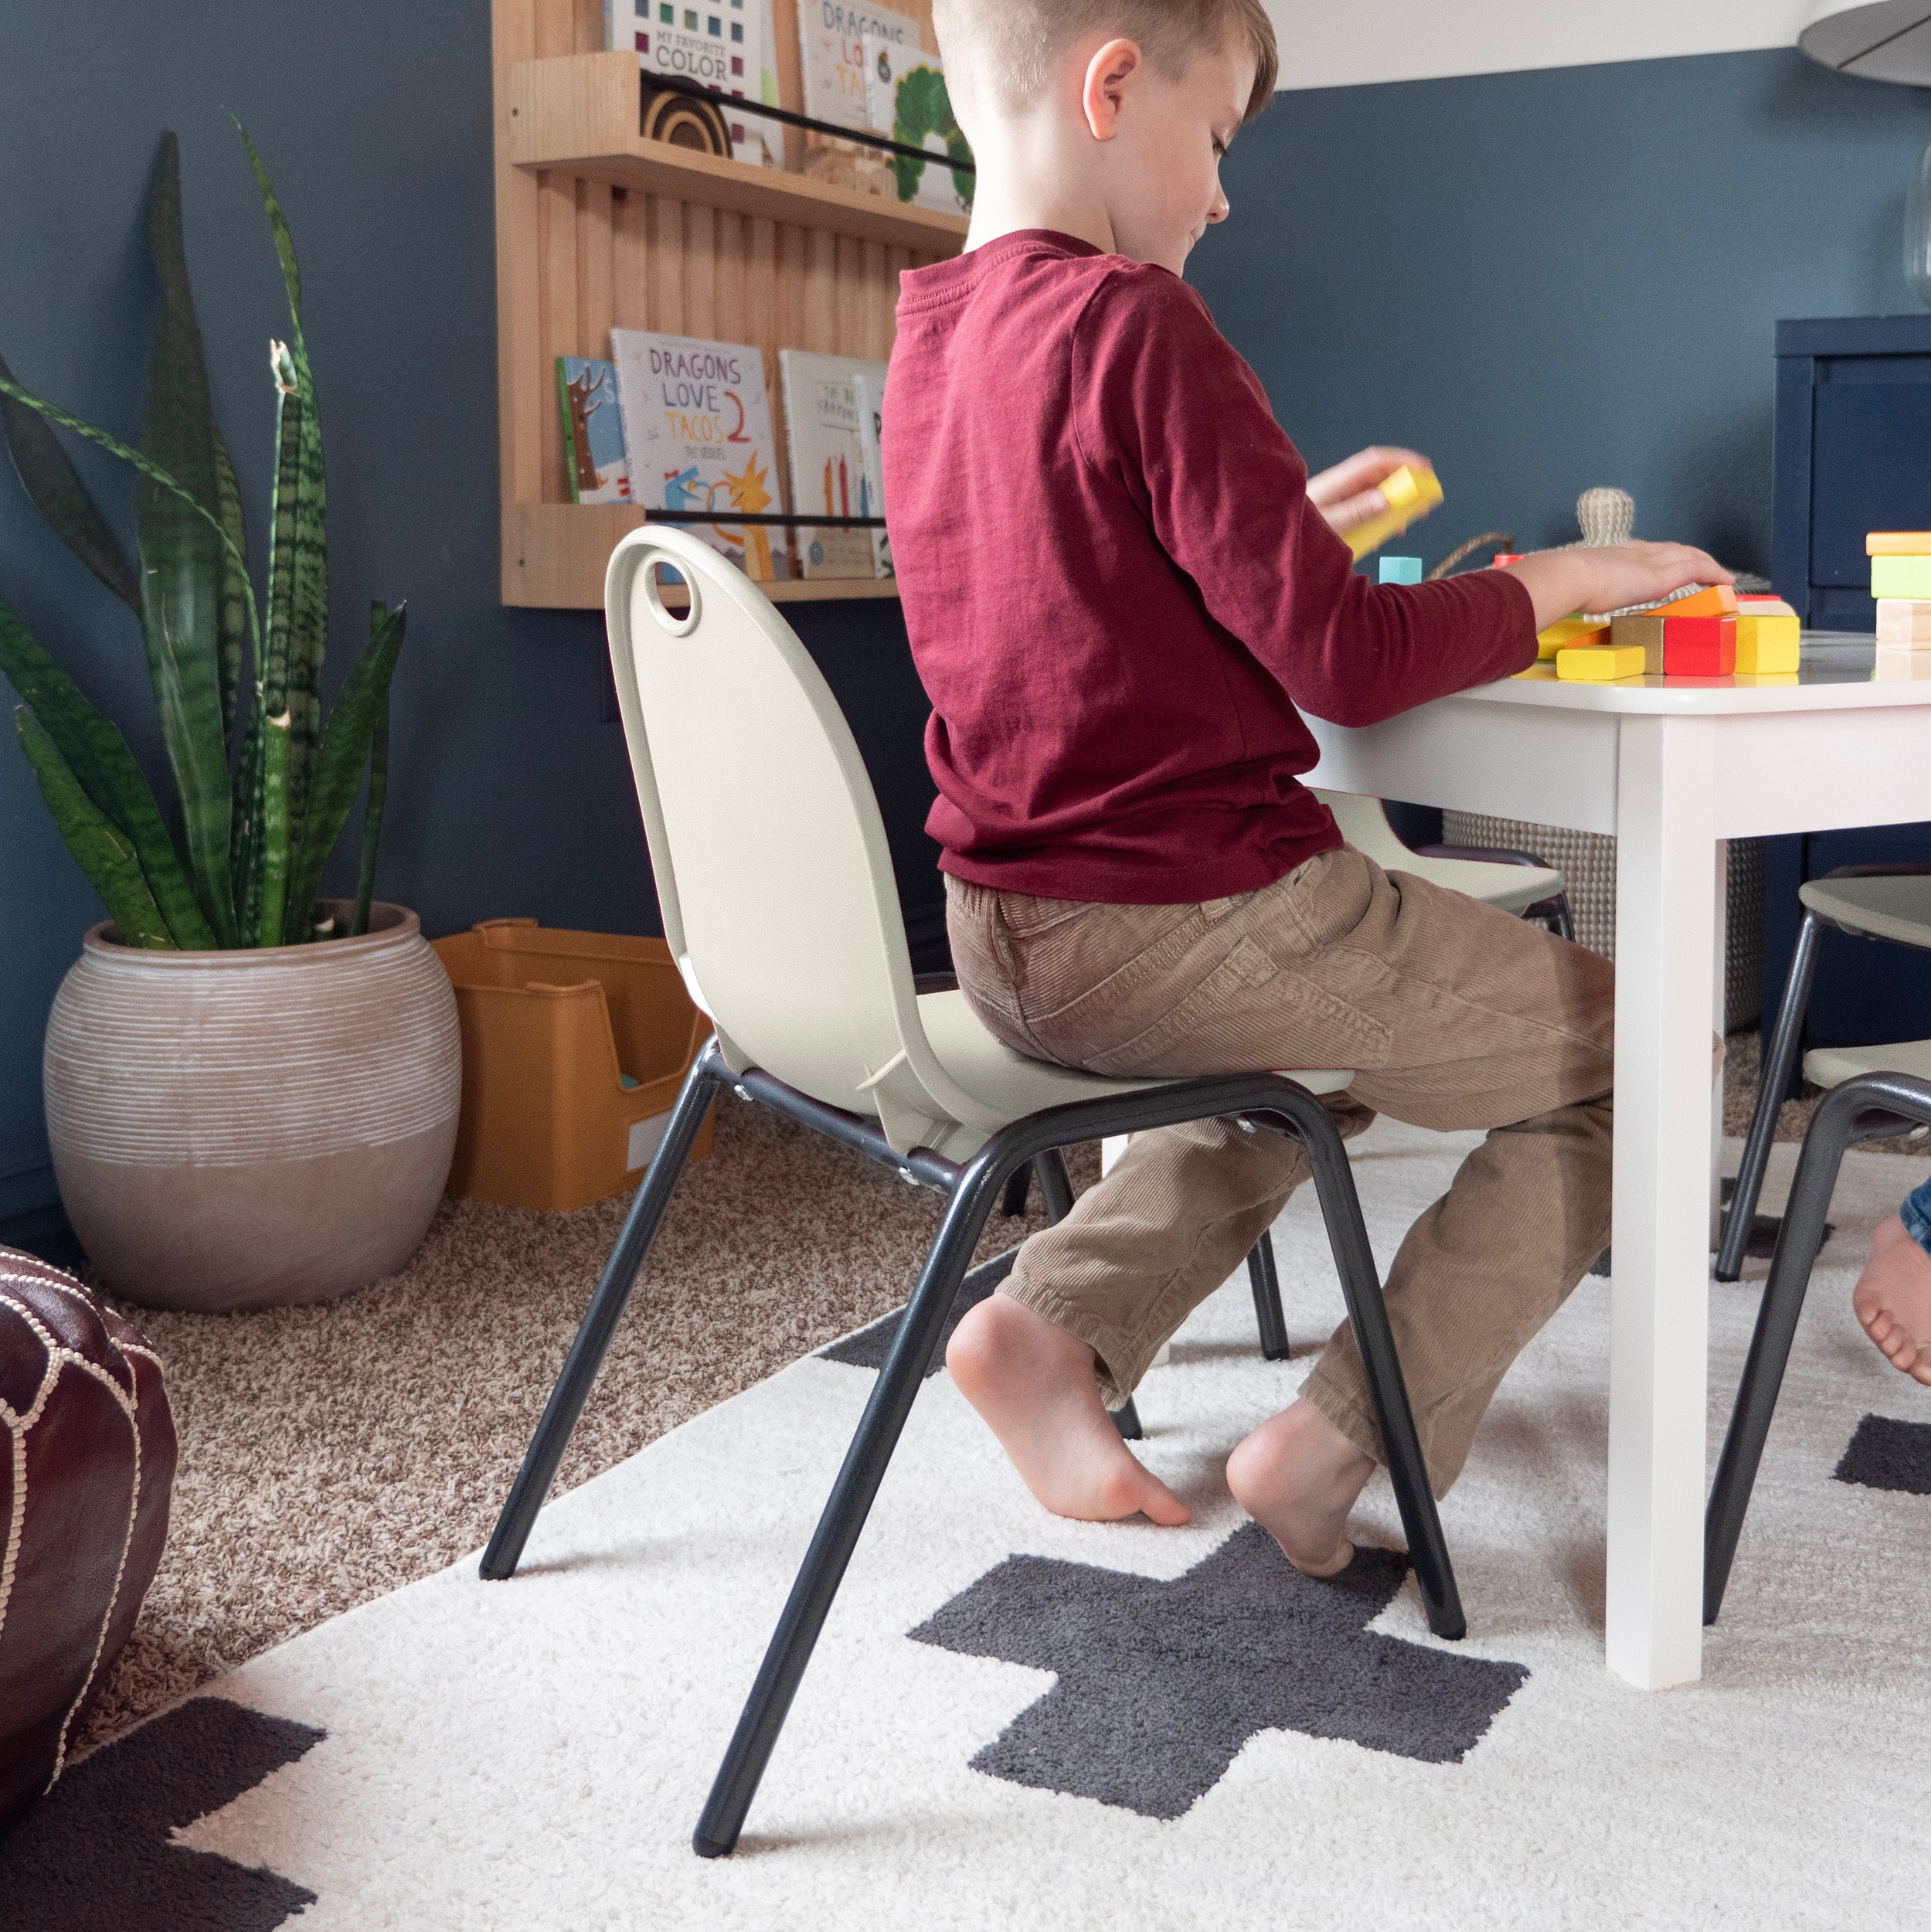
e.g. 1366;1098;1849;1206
0;2;941;1220
1192;48;1931;572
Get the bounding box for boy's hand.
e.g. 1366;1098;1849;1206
1308;447;1434;539
1503;543;1733;632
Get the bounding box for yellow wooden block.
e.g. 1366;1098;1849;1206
1661;583;1739;619
1867;532;1931;556
1536;616;1610;659
1344;464;1444;560
1733;672;1799;687
1734;611;1799;672
1511;662;1559;680
1556;642;1647;681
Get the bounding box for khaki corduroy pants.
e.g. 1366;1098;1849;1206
945;845;1618;1496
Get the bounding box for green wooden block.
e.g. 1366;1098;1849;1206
1869;554;1931;599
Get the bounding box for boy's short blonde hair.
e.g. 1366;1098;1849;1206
931;0;1278;126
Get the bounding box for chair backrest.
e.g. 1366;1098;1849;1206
604;527;990;1151
1311;788;1407;868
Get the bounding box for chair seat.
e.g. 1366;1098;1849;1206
1804;1036;1931;1092
915;989;1354;1133
1391;853;1564;916
1798;875;1931;949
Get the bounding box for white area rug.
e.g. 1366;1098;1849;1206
39;1126;1931;1928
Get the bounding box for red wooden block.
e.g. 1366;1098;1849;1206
1663;614;1736;676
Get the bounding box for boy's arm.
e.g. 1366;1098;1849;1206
1077;277;1722;723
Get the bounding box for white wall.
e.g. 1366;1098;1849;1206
1265;2;1812;90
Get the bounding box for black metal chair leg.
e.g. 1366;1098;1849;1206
1001;1165;1031;1219
1247;1231;1290;1359
1032;1148;1076;1223
1705;1074;1931;1624
480;1046;726;1581
1545;891;1576;944
693;1143;1015;1859
1718;909;1823;1281
1261;1093;1466;1641
1111;1396;1144;1440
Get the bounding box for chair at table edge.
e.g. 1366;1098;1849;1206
1705;1054;1931;1624
1313;788;1576;941
1717;866;1931;1281
477;526;1466;1861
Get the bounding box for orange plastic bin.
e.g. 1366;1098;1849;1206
432;919;715;1211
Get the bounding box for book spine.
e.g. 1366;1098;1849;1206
556;359;582;505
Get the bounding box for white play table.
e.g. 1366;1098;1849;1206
1305;634;1931;1689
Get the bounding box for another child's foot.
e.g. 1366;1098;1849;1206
1854;1214;1931;1386
1225;1398;1375;1577
946;1295;1191;1525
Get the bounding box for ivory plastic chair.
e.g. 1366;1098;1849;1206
479;526;1465;1859
1717;868;1931;1281
1704;1061;1931;1623
1312;788;1575;939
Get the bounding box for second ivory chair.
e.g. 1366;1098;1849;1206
480;527;1467;1861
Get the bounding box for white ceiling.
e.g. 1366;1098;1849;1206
1263;1;1814;90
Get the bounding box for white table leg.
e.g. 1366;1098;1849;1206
1712;838;1729;1247
1606;716;1717;1689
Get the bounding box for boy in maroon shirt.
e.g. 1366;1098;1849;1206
888;0;1727;1573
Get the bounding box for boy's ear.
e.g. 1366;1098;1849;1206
1081;37;1144;141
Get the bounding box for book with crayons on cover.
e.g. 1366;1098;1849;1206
779;350;889;579
556;358;633;505
611;329;788;580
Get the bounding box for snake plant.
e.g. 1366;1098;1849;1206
0;123;403;951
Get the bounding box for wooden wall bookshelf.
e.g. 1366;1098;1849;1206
491;0;964;610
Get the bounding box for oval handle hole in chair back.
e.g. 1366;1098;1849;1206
643;556;699;636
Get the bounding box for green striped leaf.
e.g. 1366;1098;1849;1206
348;692;389;938
16;706;175;948
284;601;404;937
141;129;235;945
212;430;249;744
0;346;139;609
256;708;292;947
230;685;264;938
0;588;215;947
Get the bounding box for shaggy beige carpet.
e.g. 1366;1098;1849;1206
77;1029;1922;1755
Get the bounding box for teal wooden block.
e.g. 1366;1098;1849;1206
1378;556;1423;585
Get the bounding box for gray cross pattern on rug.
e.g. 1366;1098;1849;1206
0;1696;321;1930
1836;1412;1931;1495
909;1523;1528;1821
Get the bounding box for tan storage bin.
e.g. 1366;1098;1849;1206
433;919;714;1210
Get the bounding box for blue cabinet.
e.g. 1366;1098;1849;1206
1766;315;1931;1079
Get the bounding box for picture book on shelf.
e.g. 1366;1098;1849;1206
862;32;973;213
778;351;889;579
607;0;779;165
611;329;788;581
854;369;892;579
796;0;921;133
557;358;633;505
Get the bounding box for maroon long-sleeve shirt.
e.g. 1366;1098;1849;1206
882;230;1538;905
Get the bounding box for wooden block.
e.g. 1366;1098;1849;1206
1662;614;1736;677
1870;554;1931;599
1660;583;1738;619
1875;646;1931;682
1537;615;1610;659
1556;642;1647;681
1343;464;1443;560
1511;662;1559;681
1737;595;1797;614
1378;555;1423;585
1875;599;1931;648
1867;532;1931;556
1733;672;1798;687
1611;612;1668;673
1734;612;1799;672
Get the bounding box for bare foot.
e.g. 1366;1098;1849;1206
946;1295;1191;1525
1225;1398;1375;1577
1853;1214;1931;1387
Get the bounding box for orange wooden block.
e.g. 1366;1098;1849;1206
1661;584;1739;619
1866;532;1931;556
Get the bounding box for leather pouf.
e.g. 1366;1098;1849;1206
0;1247;175;1824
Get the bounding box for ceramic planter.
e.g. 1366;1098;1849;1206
43;903;461;1312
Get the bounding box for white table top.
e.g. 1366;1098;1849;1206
1460;633;1931;715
